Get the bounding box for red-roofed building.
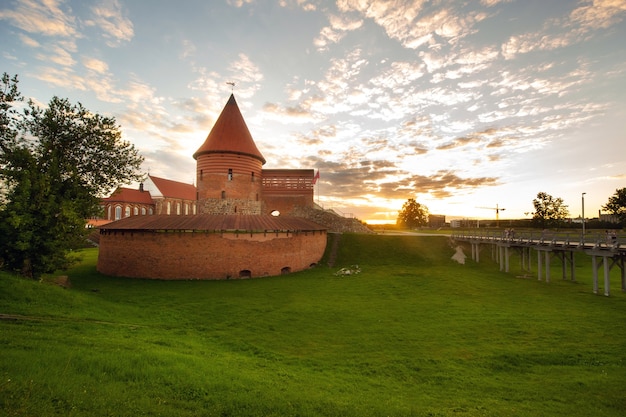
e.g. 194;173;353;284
143;175;197;216
99;175;196;222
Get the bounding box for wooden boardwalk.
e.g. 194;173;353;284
451;230;625;296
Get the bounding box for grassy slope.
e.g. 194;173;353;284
1;235;625;417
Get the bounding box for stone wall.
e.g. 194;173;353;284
97;229;327;280
200;198;262;215
290;206;373;234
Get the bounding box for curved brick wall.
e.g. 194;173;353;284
97;229;327;280
196;153;263;204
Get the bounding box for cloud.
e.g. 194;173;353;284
314;13;363;51
0;0;78;37
278;0;317;11
226;53;264;99
82;57;109;74
19;33;40;48
570;0;626;30
262;102;315;122
338;0;487;49
227;0;255;7
85;0;134;46
501;0;626;60
35;44;75;67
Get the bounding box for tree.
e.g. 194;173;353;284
531;191;569;228
0;73;144;278
396;198;429;229
603;188;626;225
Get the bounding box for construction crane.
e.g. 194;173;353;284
477;204;506;227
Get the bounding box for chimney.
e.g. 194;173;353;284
139;183;144;192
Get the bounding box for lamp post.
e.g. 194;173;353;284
582;192;586;241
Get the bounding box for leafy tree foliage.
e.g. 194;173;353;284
603;187;626;225
0;73;144;278
396;198;429;229
531;191;569;228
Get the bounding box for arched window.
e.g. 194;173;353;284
176;202;181;215
141;207;146;215
124;206;131;218
149;208;154;215
239;270;252;278
228;168;233;181
192;204;196;215
167;201;171;215
184;203;189;215
115;206;122;220
107;205;112;220
221;191;226;199
133;207;138;215
281;267;291;275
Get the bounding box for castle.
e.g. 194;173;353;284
97;94;327;280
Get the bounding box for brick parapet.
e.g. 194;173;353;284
97;229;327;280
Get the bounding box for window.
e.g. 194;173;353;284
133;207;138;215
200;169;203;180
176;202;181;215
228;168;233;181
149;208;154;215
193;204;196;214
107;205;112;220
141;207;146;215
167;202;171;215
115;206;122;220
184;204;189;215
221;191;226;199
251;172;254;182
124;206;131;218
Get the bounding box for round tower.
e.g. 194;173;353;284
193;94;266;214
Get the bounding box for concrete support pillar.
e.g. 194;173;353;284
603;256;610;297
538;250;542;281
545;251;551;283
505;246;510;273
592;255;599;294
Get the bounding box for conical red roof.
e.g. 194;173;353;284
193;94;266;164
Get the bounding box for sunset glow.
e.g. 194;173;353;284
1;0;625;224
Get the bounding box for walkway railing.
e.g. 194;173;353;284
451;229;625;296
451;230;624;250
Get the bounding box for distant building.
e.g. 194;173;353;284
599;212;620;224
428;214;446;228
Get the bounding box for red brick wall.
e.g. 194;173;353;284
97;229;327;280
197;153;263;214
262;194;313;215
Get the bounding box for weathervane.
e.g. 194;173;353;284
226;81;236;92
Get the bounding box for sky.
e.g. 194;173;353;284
1;0;625;224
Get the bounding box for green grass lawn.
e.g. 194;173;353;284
1;235;625;416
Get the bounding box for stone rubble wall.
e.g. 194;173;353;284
290;206;373;234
